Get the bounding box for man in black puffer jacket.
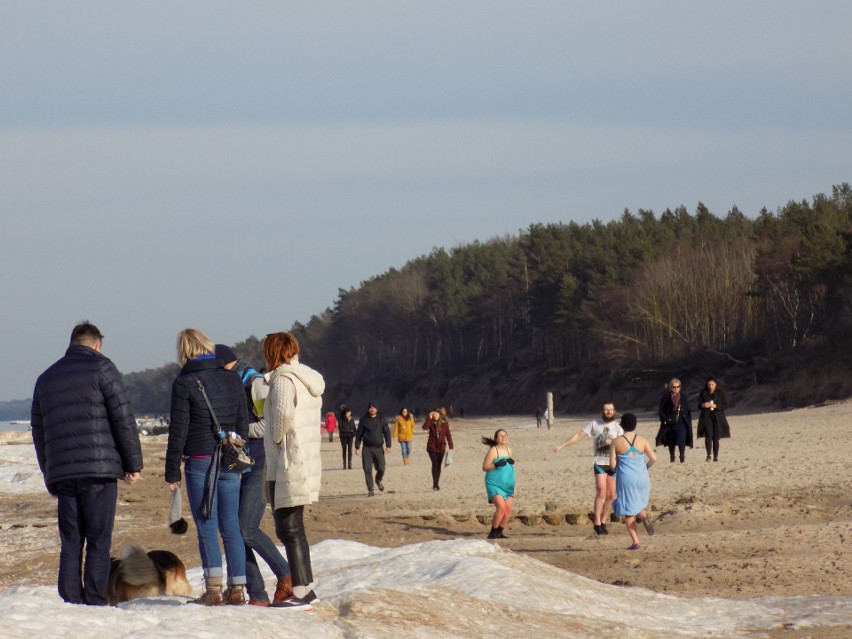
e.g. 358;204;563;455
31;322;143;606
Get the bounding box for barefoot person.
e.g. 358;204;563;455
552;402;623;535
482;429;515;539
610;413;657;550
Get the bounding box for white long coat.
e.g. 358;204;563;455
264;356;325;509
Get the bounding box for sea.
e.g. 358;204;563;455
0;420;30;432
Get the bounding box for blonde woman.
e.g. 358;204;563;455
165;328;248;605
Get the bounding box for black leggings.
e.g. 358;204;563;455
704;437;720;459
428;450;445;488
272;503;313;587
339;435;354;467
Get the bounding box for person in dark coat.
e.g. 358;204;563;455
696;376;731;462
423;407;455;491
354;401;391;496
655;378;693;463
31;322;143;605
337;407;357;469
165;329;249;605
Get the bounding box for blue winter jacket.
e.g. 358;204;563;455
31;345;143;486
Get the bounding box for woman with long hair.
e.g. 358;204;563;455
165;328;248;605
263;332;325;609
422;408;454;490
697;376;731;462
393;407;416;465
482;429;515;540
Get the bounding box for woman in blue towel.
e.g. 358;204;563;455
610;413;657;550
482;429;515;540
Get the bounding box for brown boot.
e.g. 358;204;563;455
272;576;293;604
188;576;223;606
222;584;246;605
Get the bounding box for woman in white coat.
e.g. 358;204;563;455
263;332;325;609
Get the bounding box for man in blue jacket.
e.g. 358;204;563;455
31;322;143;605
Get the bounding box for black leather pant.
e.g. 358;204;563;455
271;501;313;587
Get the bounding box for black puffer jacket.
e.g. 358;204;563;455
165;357;249;483
31;345;143;485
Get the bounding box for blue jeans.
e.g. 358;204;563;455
184;456;246;584
55;477;117;605
240;443;289;602
399;440;412;460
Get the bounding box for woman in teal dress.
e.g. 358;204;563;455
482;429;515;540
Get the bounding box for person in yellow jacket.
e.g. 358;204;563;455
393;407;416;465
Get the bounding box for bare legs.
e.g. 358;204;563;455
593;473;616;526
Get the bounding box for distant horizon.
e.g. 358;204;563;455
4;3;851;401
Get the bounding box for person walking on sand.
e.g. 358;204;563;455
355;401;391;496
423;407;454;491
697;376;731;462
393;407;415;465
482;429;515;539
552;401;623;535
610;413;656;550
656;378;693;463
31;322;143;606
338;407;356;469
325;411;337;443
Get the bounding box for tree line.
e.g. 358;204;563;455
6;183;849;419
284;183;852;407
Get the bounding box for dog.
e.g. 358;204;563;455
106;545;193;605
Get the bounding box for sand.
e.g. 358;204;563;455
2;404;850;637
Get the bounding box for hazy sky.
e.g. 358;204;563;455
2;2;851;403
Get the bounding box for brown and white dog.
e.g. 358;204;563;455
106;545;193;605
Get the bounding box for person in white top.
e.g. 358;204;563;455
552;402;623;535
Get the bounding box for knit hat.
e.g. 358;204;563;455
214;344;238;366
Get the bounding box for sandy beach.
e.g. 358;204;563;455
2;404;850;637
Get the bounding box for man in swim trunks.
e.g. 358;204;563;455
552;402;623;535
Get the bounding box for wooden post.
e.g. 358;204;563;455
546;392;554;429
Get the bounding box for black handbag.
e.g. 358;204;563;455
194;378;255;472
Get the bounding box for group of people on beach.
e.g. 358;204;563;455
30;320;730;607
31;322;324;609
552;377;732;549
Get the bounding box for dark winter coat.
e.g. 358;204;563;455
165;357;248;483
655;392;694;448
31;345;143;486
696;387;731;440
423;418;454;453
337;416;357;439
355;413;391;449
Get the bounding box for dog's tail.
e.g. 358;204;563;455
115;545;160;587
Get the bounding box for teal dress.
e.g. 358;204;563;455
485;454;515;502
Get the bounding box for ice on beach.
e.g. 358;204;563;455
1;537;850;639
1;439;850;638
0;440;44;494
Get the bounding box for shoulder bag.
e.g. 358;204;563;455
194;378;255;472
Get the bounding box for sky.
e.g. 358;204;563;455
2;2;851;402
1;441;850;637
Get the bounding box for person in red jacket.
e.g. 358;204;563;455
325;412;338;443
423;407;454;491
